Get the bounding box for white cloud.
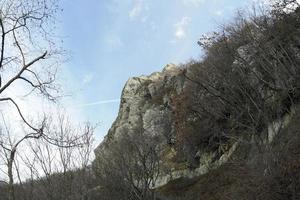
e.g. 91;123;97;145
129;0;149;21
183;0;206;7
129;0;144;20
213;10;223;16
174;17;191;40
82;73;94;85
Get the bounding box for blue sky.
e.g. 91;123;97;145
58;0;258;142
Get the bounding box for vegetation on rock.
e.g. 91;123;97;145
1;0;300;199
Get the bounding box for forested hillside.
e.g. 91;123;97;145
1;0;300;200
93;1;300;199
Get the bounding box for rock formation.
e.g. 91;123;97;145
95;63;241;188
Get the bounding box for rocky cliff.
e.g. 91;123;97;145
95;63;184;155
93;6;300;199
94;63;241;188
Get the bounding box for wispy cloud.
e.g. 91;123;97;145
82;73;94;85
129;0;143;20
129;0;149;21
173;17;191;41
183;0;206;7
79;99;120;107
213;10;223;16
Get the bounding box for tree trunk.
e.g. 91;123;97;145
8;150;16;200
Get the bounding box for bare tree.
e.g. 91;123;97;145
0;113;96;200
0;1;70;199
94;130;161;200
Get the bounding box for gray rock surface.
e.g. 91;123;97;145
95;64;185;155
94;63;239;187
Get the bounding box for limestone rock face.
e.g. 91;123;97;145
95;64;185;155
94;63;240;187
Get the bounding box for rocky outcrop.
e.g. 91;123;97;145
93;8;300;198
95;59;297;190
95;64;185;154
94;63;243;188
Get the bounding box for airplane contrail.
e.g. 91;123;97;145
79;99;120;107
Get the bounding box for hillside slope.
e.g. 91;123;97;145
157;105;300;199
93;4;300;200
